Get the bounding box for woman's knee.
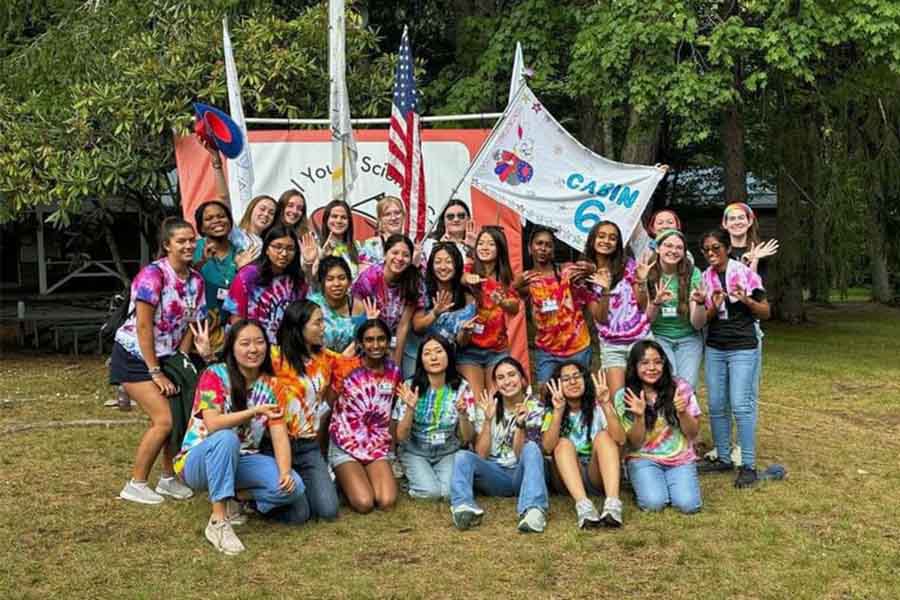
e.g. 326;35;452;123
672;495;702;514
349;493;375;514
208;428;241;452
635;492;668;512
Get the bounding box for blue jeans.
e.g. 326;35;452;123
450;441;548;515
402;333;421;380
182;429;308;522
262;437;339;521
705;346;759;468
534;346;593;385
655;333;703;390
627;459;701;514
400;439;457;500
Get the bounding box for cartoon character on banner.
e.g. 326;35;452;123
493;125;535;186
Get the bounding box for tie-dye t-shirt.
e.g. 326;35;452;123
540;405;607;457
613;378;700;466
114;259;207;361
307;291;366;353
470;394;544;468
351;263;426;333
465;267;519;351
271;345;336;440
527;272;591;356
423;296;477;346
325;240;362;280
357;236;385;268
174;364;282;474
329;357;402;463
223;264;308;344
391;381;477;452
592;257;651;345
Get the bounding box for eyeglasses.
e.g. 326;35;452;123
701;244;723;254
559;374;583;384
269;244;296;255
445;212;468;221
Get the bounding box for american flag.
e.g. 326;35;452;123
387;26;426;242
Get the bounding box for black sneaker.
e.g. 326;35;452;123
697;458;734;474
734;466;758;488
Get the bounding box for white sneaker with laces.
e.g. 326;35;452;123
205;517;245;555
517;507;547;533
119;480;164;505
155;476;194;500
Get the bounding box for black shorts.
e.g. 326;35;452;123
108;342;154;385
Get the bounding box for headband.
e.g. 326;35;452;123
722;202;755;227
655;228;685;244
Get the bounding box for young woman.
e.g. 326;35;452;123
277;189;314;239
267;301;341;521
583;220;654;401
358;195;406;267
646;209;682;238
609;340;702;514
412;241;477;346
541;362;623;528
458;227;520;403
645;229;707;389
351;234;425;367
449;358;549;533
393;335;476;500
306;256;374;356
175;320;307;555
318;199;361;279
224;225;308;344
328;319;402;513
111;217;209;505
698;229;770;488
420;199;478;266
514;226;593;385
722;202;779;279
193;200;256;354
235;194;278;252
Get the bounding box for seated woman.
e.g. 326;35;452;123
449;358;548;533
607;340;702;514
392;334;476;500
268;301;341;521
328;319;401;513
541;361;623;528
175;319;307;556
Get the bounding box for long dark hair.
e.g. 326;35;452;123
544;360;595;436
276;189;311;237
276;300;322;377
429;199;470;241
317;255;354;305
583;220;626;289
624;340;678;431
157;217;195;258
490;357;530;426
223;319;274;412
254;225;305;288
355;318;392;357
425;242;467;312
699;228;732;270
193;200;234;239
383;234;422;304
411;334;463;396
320;200;357;264
472;226;514;287
648;230;691;317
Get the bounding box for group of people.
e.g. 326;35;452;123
108;144;778;555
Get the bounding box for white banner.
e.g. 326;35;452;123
470;85;664;251
328;0;358;200
222;17;255;222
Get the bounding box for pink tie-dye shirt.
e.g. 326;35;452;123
223;264;308;344
591;257;651;345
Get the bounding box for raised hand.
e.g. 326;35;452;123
514;401;529;426
636;251;654;282
397;382;419;409
432;289;454;316
322;232;337;254
362;297;381;319
690;283;707;305
653;280;674;306
462;272;483;286
234;241;259;269
454;394;470;415
589;267;611;290
711;289;726;309
478;388;497;420
189;319;211;359
489;288;505;305
591;369;610;405
300;232;319;265
752;239;780;261
464;220;478;249
673;389;688;414
623;388;646;417
546;378;565;412
732;284;748;304
202;239;218;261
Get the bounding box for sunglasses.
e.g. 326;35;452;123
445;212;468;221
701;244;724;254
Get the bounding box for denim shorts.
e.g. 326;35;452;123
456;345;510;368
327;442;393;468
108;342;154;385
534;346;593;383
600;335;653;370
550;455;604;497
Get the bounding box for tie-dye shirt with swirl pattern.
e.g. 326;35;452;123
223;264;308;344
527;272;592;356
271;345;337;440
591;257;651;345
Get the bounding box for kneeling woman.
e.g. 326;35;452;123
607;340;702;514
541;362;623;528
393;335;476;500
329;319;402;513
175;320;307;556
449;358;549;533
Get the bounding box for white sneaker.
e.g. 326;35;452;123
119;480;164;505
205;517;245;555
225;499;247;526
517;507;547;533
155;476;194;500
703;446;743;467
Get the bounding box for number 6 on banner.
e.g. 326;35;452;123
574;199;606;234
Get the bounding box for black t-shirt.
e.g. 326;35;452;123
706;271;765;351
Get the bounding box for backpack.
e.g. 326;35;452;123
100;264;162;344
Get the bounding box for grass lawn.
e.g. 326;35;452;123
1;303;899;599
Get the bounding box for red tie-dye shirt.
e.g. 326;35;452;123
526;271;591;357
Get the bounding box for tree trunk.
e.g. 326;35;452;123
808;203;831;303
866;197;893;303
721;101;747;204
620;104;660;165
103;220;131;287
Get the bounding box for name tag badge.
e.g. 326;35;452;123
427;431;447;446
473;323;485;335
216;287;228;301
719;305;729;320
661;305;677;318
389;336;397;349
378;381;395;395
540;299;559;313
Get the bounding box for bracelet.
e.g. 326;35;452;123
148;366;162;375
515;421;526;429
211;160;223;169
